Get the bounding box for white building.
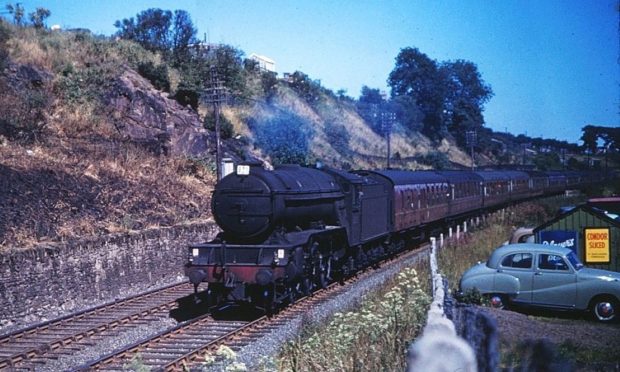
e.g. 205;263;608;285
249;53;276;73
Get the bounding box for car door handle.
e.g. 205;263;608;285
534;272;543;276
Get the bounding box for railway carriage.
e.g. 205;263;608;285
475;171;512;208
434;171;483;216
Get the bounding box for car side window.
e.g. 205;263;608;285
538;254;569;271
500;253;533;269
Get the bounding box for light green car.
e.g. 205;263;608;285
459;243;620;322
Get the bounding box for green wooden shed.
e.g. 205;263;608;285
534;203;620;273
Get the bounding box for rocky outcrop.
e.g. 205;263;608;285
105;67;212;157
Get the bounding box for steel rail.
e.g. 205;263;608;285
0;281;193;370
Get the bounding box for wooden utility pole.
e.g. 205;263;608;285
466;130;477;171
381;111;396;169
204;66;227;180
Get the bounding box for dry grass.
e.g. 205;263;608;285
0;140;215;250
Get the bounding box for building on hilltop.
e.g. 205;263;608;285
249;53;276;73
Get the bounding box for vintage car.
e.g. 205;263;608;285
459;243;620;322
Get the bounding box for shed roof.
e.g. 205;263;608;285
534;204;620;233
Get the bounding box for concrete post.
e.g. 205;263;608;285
440;233;444;248
456;225;461;240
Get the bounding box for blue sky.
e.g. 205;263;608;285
8;0;619;143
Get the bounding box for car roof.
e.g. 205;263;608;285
487;243;573;268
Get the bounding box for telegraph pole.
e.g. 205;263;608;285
381;111;395;169
204;66;227;180
466;130;477;171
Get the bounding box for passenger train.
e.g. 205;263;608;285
184;163;604;312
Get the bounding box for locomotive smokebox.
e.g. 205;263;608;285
212;164;344;241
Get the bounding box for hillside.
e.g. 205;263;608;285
0;19;604;250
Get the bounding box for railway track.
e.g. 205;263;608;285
0;281;194;371
82;244;429;371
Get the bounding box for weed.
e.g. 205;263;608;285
278;267;430;371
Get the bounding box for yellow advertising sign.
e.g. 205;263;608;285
584;228;610;263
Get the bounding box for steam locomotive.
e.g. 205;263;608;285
185;163;601;312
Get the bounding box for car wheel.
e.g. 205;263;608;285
488;294;507;310
590;296;618;323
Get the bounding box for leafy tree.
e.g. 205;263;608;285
388;47;446;140
254;113;311;165
358;86;384;105
170;10;197;65
213;45;246;96
6;3;25;25
287;71;322;103
29;7;50;29
581;125;620;153
115;9;172;54
441;60;493;146
114;8;196;65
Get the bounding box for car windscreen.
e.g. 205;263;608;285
567;251;584;270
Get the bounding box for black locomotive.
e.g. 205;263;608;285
185;163;602;312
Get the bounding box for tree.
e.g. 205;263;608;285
6;3;25;25
213;45;246;96
388;47;446;140
581;125;620;154
29;7;50;29
441;60;493;146
356;86;385;134
170;10;197;65
114;8;196;64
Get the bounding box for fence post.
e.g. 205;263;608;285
430;237;437;293
456;225;461;240
464;221;468;234
440;233;444;248
449;227;453;238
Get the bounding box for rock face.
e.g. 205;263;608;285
106;67;212;157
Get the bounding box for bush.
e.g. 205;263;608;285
418;151;450;169
0;81;50;142
0;20;10;70
203;113;234;139
324;121;350;153
137;61;170;92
